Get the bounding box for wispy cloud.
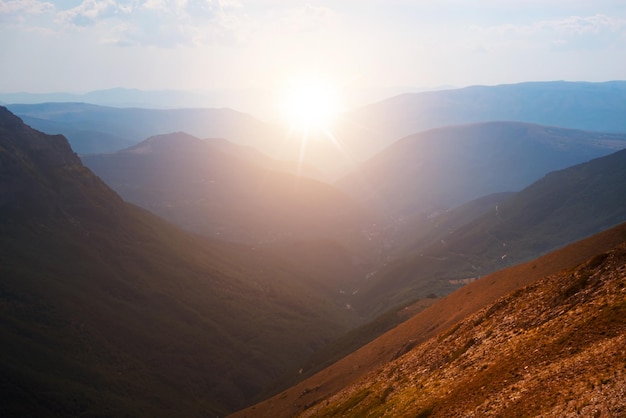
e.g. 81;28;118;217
0;0;54;24
54;0;244;47
2;0;338;48
276;3;337;34
57;0;118;27
2;0;625;94
472;14;626;50
539;14;626;50
245;3;339;50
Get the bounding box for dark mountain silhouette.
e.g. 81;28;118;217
81;132;371;249
232;222;626;417
336;80;626;159
339;121;626;220
0;106;360;416
7;102;278;155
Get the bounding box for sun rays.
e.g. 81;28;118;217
278;74;351;176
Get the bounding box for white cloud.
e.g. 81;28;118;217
470;14;626;51
2;0;625;94
536;14;625;35
141;0;166;11
246;3;339;45
58;0;118;26
53;0;245;46
0;0;53;14
0;0;54;24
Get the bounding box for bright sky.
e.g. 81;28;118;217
1;0;626;112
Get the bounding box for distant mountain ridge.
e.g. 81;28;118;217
0;87;255;110
351;145;626;315
7;102;278;154
339;121;626;220
336;80;626;159
8;81;626;177
82;132;371;248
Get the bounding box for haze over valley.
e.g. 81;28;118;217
2;1;626;416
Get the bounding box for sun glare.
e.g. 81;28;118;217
276;74;353;177
281;76;343;135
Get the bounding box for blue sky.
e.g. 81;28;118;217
1;0;625;110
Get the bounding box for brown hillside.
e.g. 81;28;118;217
231;222;626;417
302;238;626;416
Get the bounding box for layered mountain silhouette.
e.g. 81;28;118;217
336;80;626;159
233;222;626;417
10;81;626;178
81;132;370;249
0;87;254;110
7;102;277;155
0;107;359;416
339;121;626;220
353;145;626;315
5;79;626;418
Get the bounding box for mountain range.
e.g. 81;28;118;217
351;145;626;316
3;80;626;417
0;106;359;416
0;88;255;110
8;81;626;178
78;120;626;319
335;80;626;159
338;121;626;220
81;132;370;249
6;102;277;155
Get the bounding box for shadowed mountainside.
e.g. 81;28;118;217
388;192;516;256
338;121;626;220
355;146;626;315
81;132;372;249
0;106;360;416
231;221;626;418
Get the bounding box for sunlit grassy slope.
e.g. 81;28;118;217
299;240;626;417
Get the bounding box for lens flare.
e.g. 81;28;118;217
281;76;343;135
278;75;351;176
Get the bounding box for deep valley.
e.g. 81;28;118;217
2;80;626;417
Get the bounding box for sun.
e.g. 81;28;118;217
280;75;343;135
275;74;352;176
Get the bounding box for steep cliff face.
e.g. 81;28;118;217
0;106;123;221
